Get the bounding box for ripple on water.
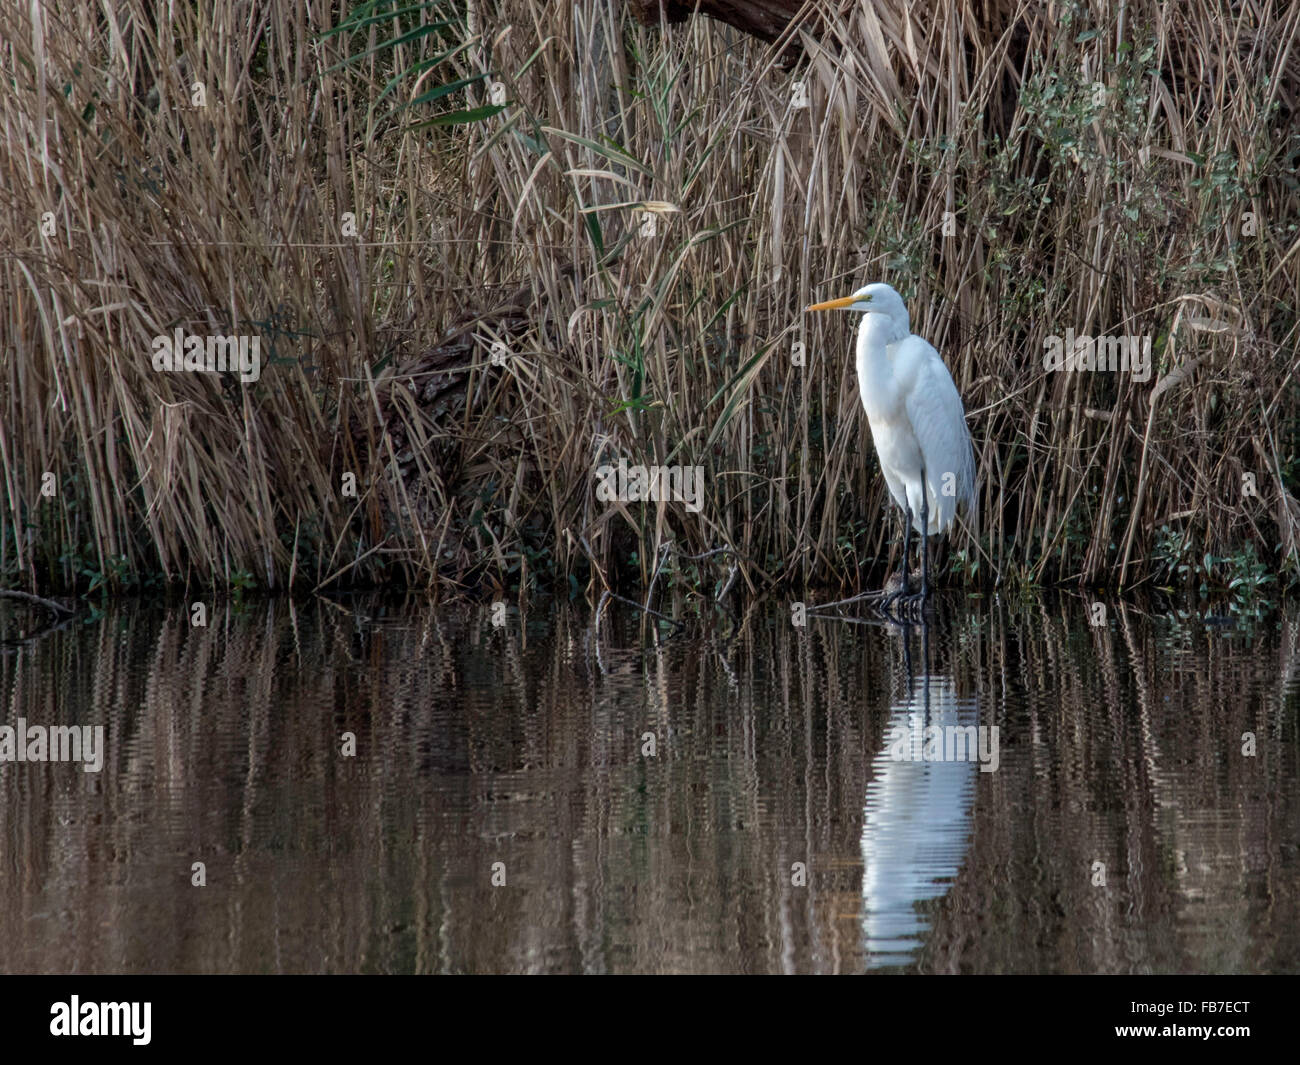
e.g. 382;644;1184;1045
0;595;1295;972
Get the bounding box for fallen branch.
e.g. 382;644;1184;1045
596;589;684;631
0;589;76;617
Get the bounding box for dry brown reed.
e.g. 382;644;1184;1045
1;1;1298;597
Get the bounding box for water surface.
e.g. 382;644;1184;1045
1;595;1296;973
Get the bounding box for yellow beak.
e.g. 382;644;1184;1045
806;294;860;312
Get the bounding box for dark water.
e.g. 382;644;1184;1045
1;594;1297;973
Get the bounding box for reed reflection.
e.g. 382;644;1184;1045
0;596;1296;973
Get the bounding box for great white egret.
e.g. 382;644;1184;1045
808;282;976;609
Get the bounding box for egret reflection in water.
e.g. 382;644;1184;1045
861;631;981;968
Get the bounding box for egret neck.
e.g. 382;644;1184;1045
856;311;907;421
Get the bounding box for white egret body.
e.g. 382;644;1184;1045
808;283;976;606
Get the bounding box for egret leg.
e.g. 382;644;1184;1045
897;475;931;617
881;505;912;609
919;478;930;600
900;506;912;596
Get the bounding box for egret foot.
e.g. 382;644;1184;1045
877;573;929;621
877;569;919;611
889;589;929;620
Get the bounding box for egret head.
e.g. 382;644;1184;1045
807;282;909;337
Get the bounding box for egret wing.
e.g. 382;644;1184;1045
900;339;977;534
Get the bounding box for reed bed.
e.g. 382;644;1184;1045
1;0;1298;597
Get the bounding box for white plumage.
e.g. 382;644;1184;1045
809;282;976;605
